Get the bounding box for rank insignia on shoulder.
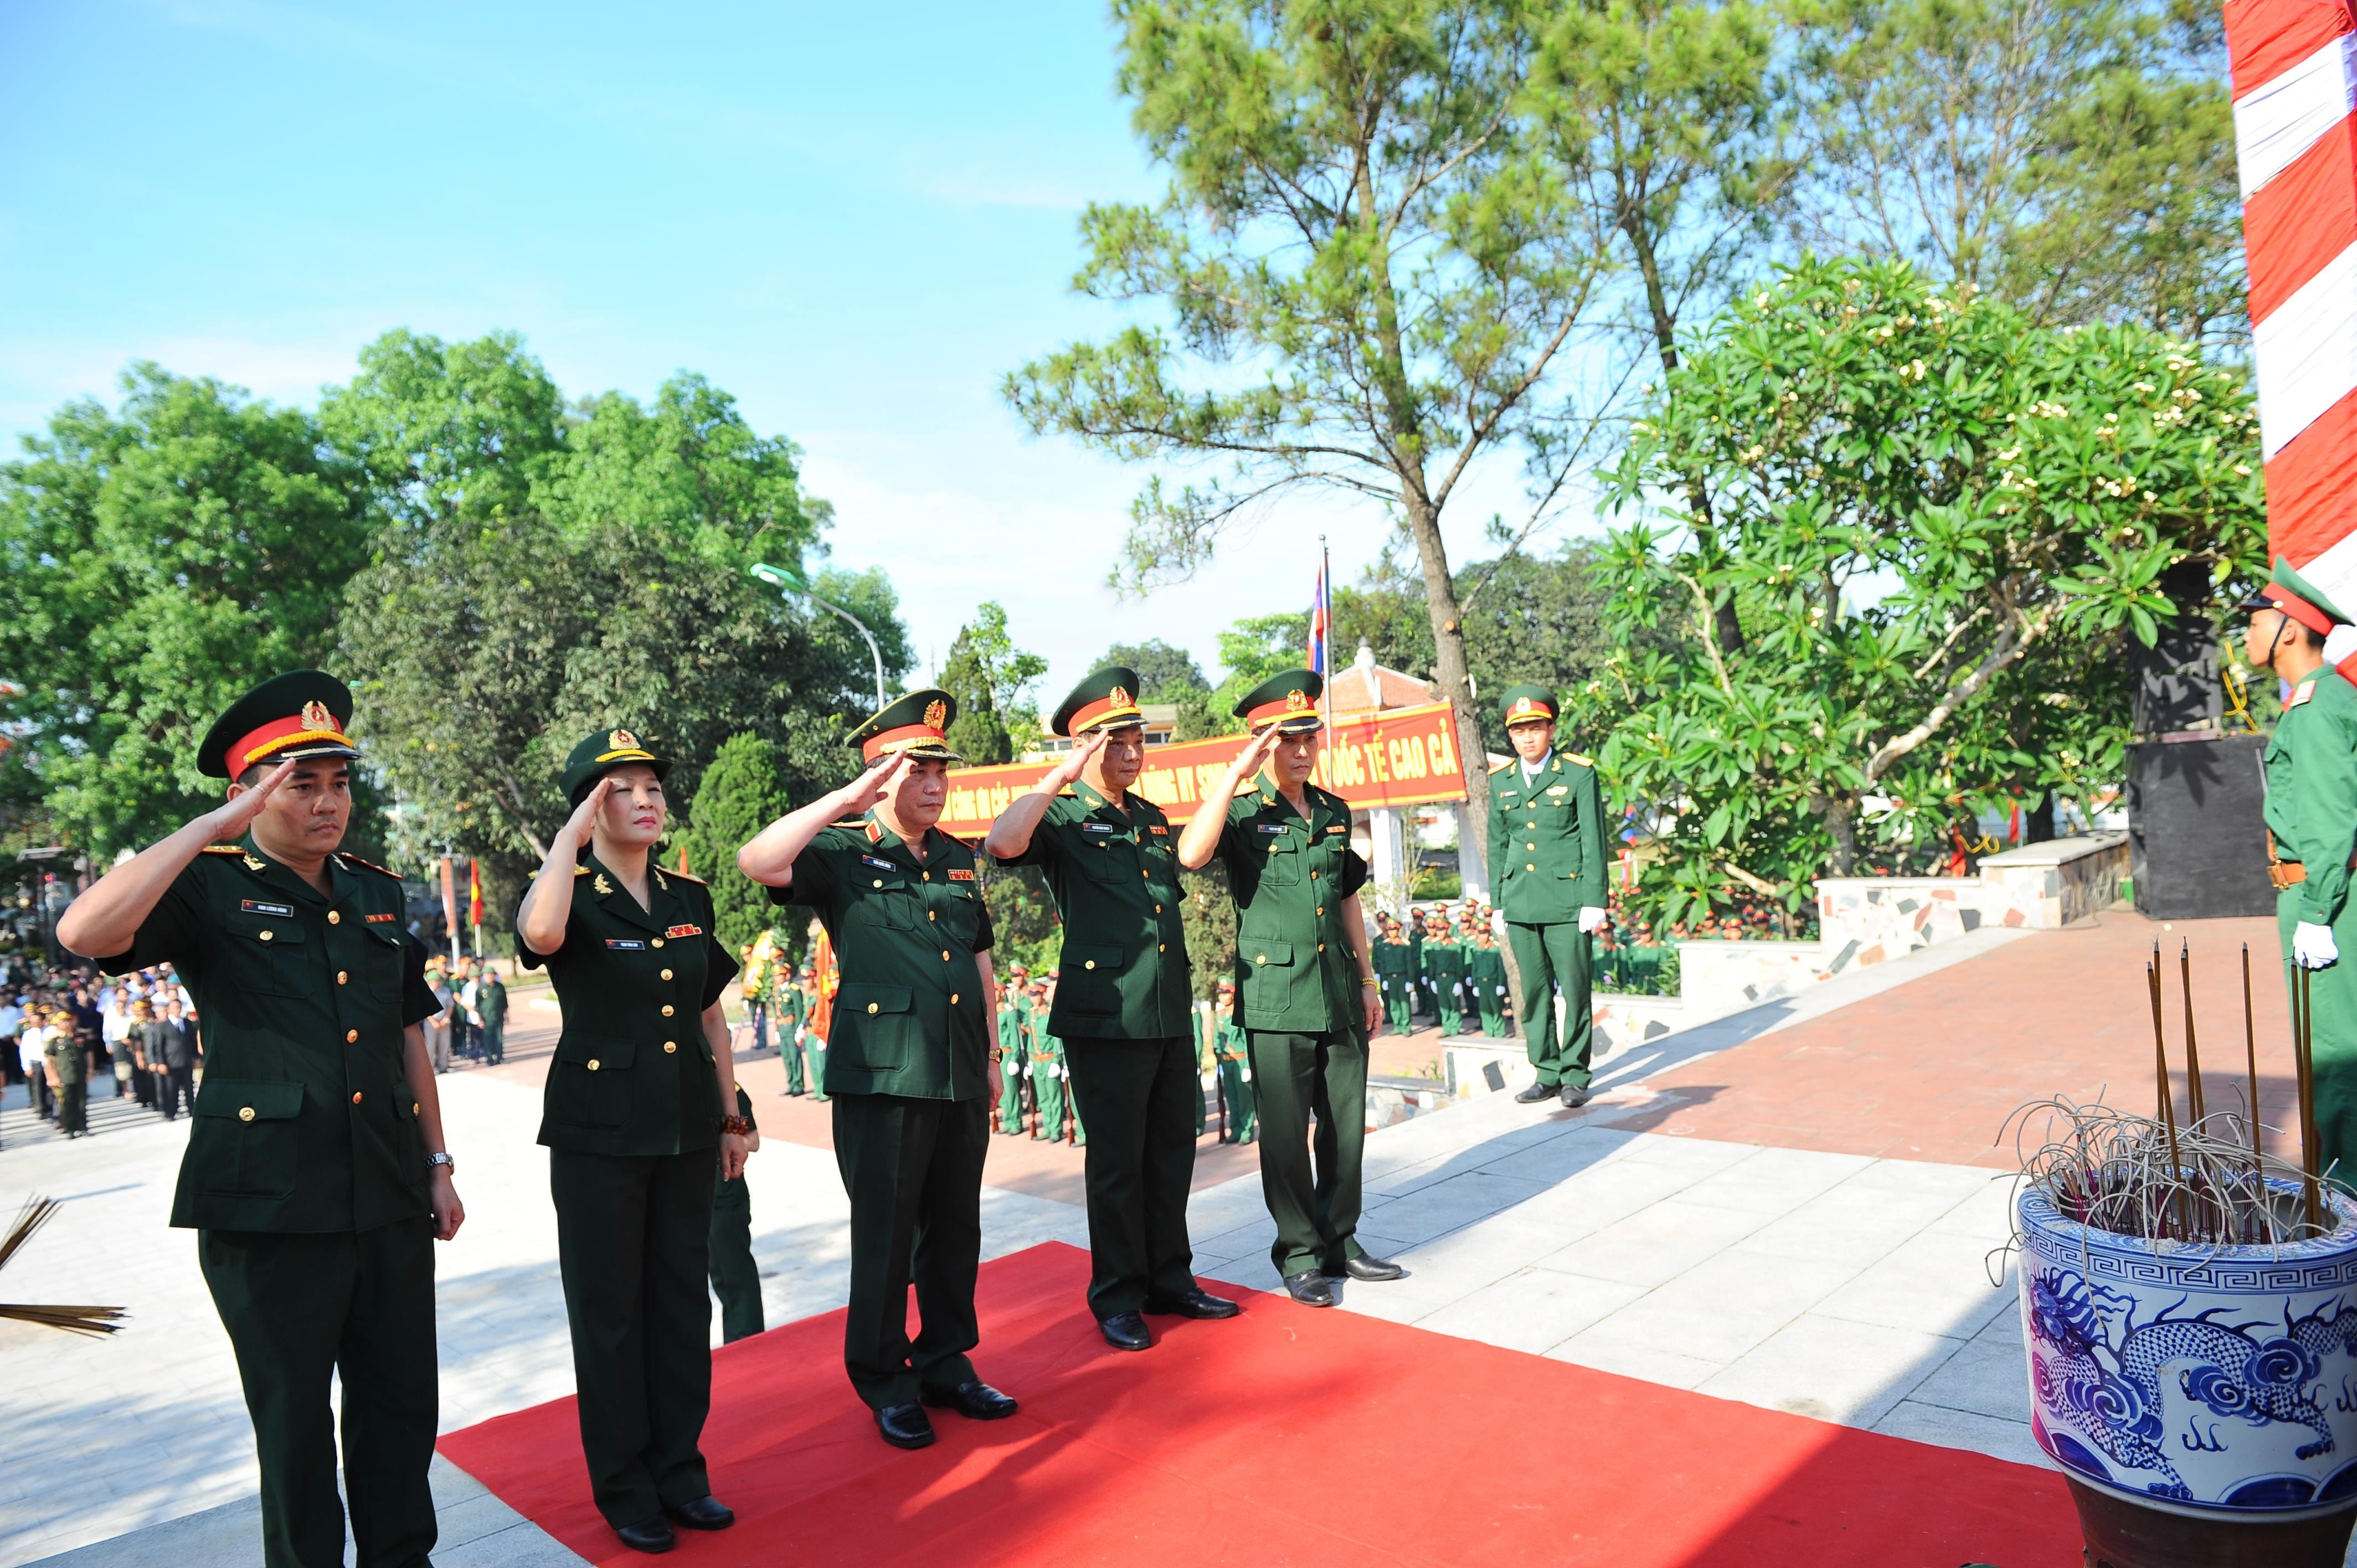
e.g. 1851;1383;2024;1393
336;851;403;879
2288;679;2317;709
606;938;647;951
202;843;247;855
668;868;706;885
365;912;397;924
1566;752;1593;767
948;867;975;881
664;924;702;939
1488;758;1514;775
594;874;614;895
240;899;295;917
243;854;266;871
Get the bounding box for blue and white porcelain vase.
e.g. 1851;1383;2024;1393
2018;1181;2357;1525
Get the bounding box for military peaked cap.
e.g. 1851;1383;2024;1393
849;688;962;763
1233;669;1324;734
1051;666;1146;737
2245;556;2353;632
198;670;361;779
1499;683;1557;725
559;726;672;807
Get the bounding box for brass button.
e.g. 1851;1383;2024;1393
1527;863;1536;871
327;911;341;925
1154;904;1162;914
336;971;348;985
652;937;665;948
950;992;960;1004
1158;943;1166;952
928;911;936;921
866;1002;879;1015
1255;954;1268;965
1316;907;1325;916
1084;960;1096;971
344;1029;359;1043
238;1106;256;1122
923;871;931;881
1310;870;1319;880
587;1058;601;1071
663;1041;677;1054
258;929;274;942
661;1004;675;1017
412;1101;421;1115
1318;943;1326;952
1527;842;1536;850
941;950;950;961
351;1091;364;1104
1526;820;1536;828
660;968;673;980
873;878;883;888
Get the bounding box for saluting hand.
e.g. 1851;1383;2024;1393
1043;729;1108;791
558;775;615;845
199;757;301;843
1229;724;1283;781
841;751;911;816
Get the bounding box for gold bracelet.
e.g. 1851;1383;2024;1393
1361;977;1380;987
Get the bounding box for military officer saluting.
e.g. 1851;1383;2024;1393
737;691;1018;1450
1176;669;1399;1307
2245;560;2357;1165
1488;684;1608;1109
513;729;747;1555
59;672;462;1568
985;667;1240;1350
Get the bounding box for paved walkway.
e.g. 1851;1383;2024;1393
4;909;2304;1566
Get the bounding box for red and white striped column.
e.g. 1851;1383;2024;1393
2228;0;2357;671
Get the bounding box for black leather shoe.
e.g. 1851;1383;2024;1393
921;1379;1020;1419
1515;1080;1556;1103
876;1402;936;1449
1098;1311;1152;1350
1331;1254;1404;1282
615;1518;676;1554
1559;1081;1591;1108
1283;1270;1336;1307
1143;1287;1241;1319
665;1495;734;1530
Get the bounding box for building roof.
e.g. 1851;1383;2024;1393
1327;660;1436;714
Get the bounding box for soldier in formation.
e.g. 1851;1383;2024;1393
1489;684;1608;1110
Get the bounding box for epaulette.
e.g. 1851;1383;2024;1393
830;818;868;830
1566;752;1594;767
336;851;403;880
1057;786;1080;797
575;864;594;876
201;843;248;855
2288;679;2317;710
1487;758;1514;775
667;868;708;885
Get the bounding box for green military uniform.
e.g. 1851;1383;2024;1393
44;1022;88;1134
1488;684;1609;1096
1374;927;1416;1033
1422;927;1465;1036
992;666;1203;1320
1215;670;1375;1281
1468;937;1510;1036
1214;1010;1255;1143
95;671;443;1568
994;997;1028;1134
769;690;1000;1414
709;1086;764;1344
2252;560;2357;1168
477;971;507;1064
774;967;809;1094
519;729;739;1535
1031;1027;1067;1140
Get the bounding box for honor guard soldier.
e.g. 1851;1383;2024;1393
995;968;1030;1134
514;728;747;1555
1176;669;1399;1307
2245;560;2357;1165
1422;912;1465;1036
1468;926;1510;1036
1212;979;1255;1143
985;666;1239;1350
738;690;1020;1451
1372;914;1416;1034
1488;684;1608;1109
58;671;463;1568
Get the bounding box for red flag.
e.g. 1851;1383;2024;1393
677;845;691;875
467;858;482;927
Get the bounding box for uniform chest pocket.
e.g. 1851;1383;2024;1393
933;889;983;946
1078;836;1134;882
225;913;313;998
1257;837;1302;886
358;926;404;1000
854;875;919;931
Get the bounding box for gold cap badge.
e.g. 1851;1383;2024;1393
609;728;639;750
301;699;333;730
1285;688;1312;712
923;699;947;730
1109;684;1132;708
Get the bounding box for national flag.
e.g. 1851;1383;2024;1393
467;858;482;927
1307;561;1330;676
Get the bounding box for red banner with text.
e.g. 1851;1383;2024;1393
938;700;1469;838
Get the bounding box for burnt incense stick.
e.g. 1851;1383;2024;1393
2147;959;2188;1238
2242;943;2262;1172
2296;965;2323;1229
2179;941;2205;1124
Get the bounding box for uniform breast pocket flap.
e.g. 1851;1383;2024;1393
859;879;920;930
1244;940;1296;969
1257;841;1301;885
193;1078;302;1197
225;912;311;997
835;983;913;1069
1059;943;1125;1015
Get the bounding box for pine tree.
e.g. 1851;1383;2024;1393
680;732;789;957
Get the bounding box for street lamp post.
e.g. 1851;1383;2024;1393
749;562;888;715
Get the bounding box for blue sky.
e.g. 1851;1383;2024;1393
1;0;1545;697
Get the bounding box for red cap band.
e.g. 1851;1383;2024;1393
861;722;948;762
227;713;352;772
1068;694;1144;734
2265;583;2335;636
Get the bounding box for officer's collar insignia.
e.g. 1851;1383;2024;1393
594;873;614;895
923;698;948;730
865;820;884;843
653;869;668;891
244;854;266;873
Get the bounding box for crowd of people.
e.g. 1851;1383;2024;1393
1;958;202;1141
419;954;510;1072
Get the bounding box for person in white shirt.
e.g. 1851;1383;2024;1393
18;1014;53;1122
102;992;138;1101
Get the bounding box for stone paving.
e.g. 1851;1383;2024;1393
3;909;2294;1566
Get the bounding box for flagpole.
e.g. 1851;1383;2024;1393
1319;534;1333;785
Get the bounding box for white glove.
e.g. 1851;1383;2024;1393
1496;986;1507;997
1201;1071;1216;1088
2295;921;2341;969
1578;906;1608;935
1241;1068;1252;1083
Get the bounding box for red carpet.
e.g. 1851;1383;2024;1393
439;1242;2080;1566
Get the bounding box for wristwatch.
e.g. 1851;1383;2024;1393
426;1151;455;1173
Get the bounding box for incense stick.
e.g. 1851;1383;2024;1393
2297;965;2323;1229
2147;958;2187;1239
2179;941;2205;1123
2242;943;2262;1172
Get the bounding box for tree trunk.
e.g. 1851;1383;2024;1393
2024;791;2055;843
1811;793;1859;876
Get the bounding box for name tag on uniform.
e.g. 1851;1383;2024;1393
606;938;647;951
1081;822;1115;833
1547;785;1569;796
1257;823;1286;834
240;900;295;917
862;854;899;870
947;868;975;881
665;924;702;939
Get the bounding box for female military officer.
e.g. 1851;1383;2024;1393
514;729;749;1556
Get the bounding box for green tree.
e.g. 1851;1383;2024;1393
0;366;373;857
680;733;791;955
1584;255;2264;928
939;602;1048;764
1102;638;1223;738
1006;0;1622;881
1211;612;1311;715
1788;0;2241;344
